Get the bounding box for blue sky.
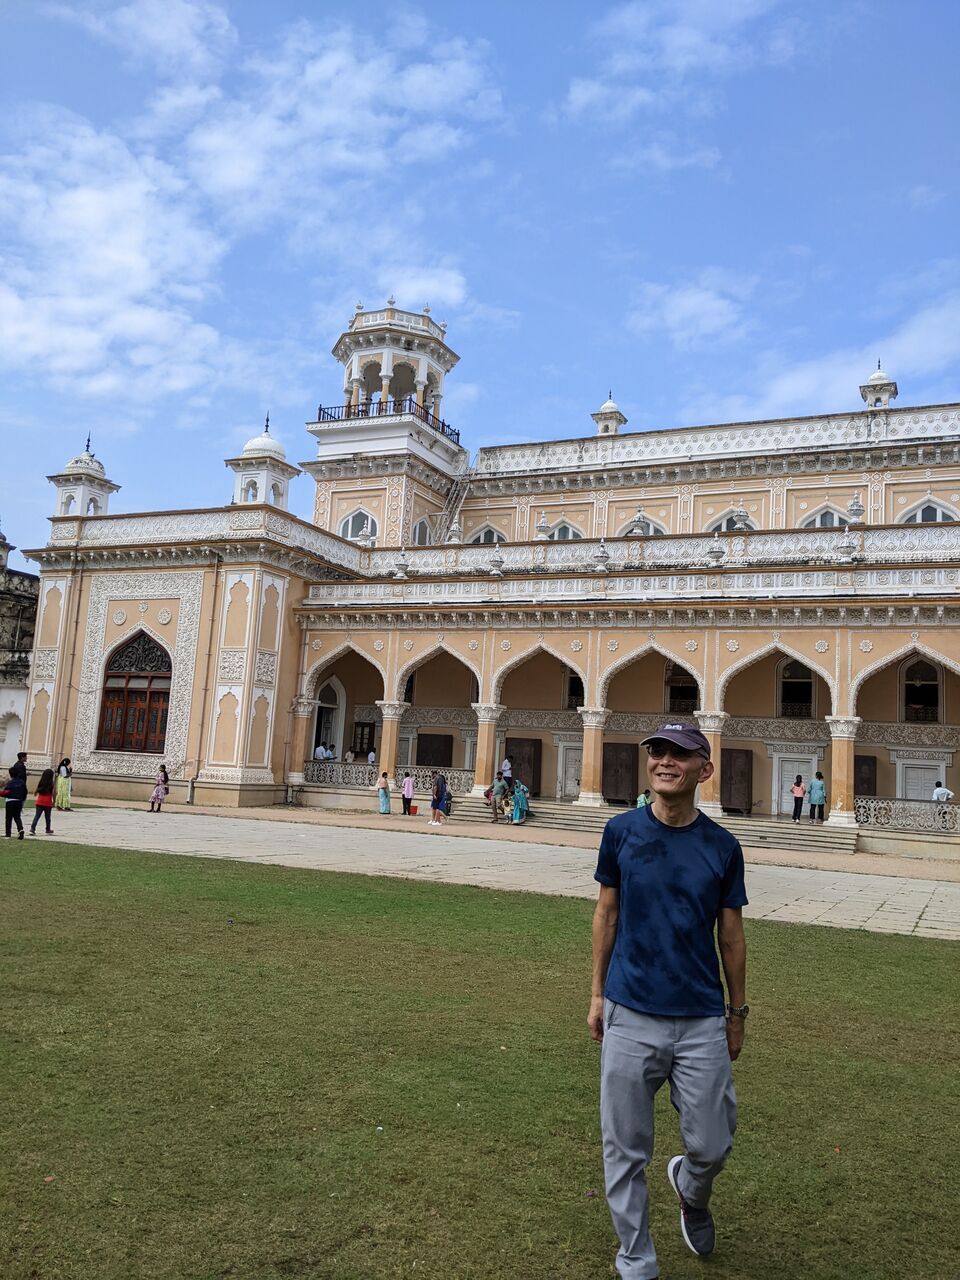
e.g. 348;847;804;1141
2;0;959;570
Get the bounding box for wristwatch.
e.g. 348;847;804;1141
726;1004;750;1018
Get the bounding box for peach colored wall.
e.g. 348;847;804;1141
38;586;63;648
500;652;567;709
410;653;476;707
606;653;669;713
723;654;830;718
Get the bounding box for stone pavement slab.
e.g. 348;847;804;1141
21;806;960;941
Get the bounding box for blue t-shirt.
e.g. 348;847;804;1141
594;805;748;1017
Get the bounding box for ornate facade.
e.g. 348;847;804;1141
21;306;960;832
0;525;39;761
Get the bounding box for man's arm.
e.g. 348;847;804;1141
717;906;747;1061
588;884;619;1042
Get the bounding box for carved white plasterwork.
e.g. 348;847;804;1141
403;638;414;650
726;639;740;652
500;639;511;651
218;650;247;682
724;717;827;743
607;639;619;652
32;649;58;680
888;748;955;764
815;640;829;653
685;640;698;652
254;651;277;686
468;639;479;650
860;639;874;652
826;715;861;739
373;639;385;651
311;639;323;651
578;706;610;729
570;640;583;652
73;571;203;778
196;766;276;784
858;721;960;748
112;609;127;625
157;608;172;625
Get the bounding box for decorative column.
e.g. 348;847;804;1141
825;716;861;825
470;703;505;795
375;700;409;781
694;711;729;817
380;375;391;411
574;707;610;807
287;697;314;783
415;380;426;409
350;378;362;412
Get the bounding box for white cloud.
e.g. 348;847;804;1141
906;184;944;210
49;0;237;79
629;270;756;348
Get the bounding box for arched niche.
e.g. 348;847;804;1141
305;646;385;762
601;647;703;713
719;644;835;717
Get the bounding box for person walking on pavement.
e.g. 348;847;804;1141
377;771;391;814
149;765;169;813
55;758;73;811
808;771;826;823
790;775;806;822
4;763;28;838
429;771;448;826
490;771;508;822
589;723;748;1279
29;769;56;835
401;771;414;816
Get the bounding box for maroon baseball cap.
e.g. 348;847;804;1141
640;723;712;759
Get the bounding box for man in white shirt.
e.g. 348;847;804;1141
501;755;513;790
932;782;954;802
367;749;376;766
313;744;326;761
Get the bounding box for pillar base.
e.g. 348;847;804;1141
470;783;492;797
574;792;607;808
698;801;723;818
286;771;305;785
826;810;858;826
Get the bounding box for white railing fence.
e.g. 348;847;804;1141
854;796;960;834
302;760;475;795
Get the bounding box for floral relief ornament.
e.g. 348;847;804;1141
468;639;479;651
570;640;583;652
157;608;172;625
112;609;127;625
373;639;385;652
726;639;740;653
685;639;698;652
403;638;414;651
815;640;829;653
311;639;323;651
500;639;511;651
859;639;874;653
607;639;619;652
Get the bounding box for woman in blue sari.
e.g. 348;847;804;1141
377;772;391;814
511;778;530;824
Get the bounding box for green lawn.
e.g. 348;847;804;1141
1;843;957;1280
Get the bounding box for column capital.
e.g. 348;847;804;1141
578;706;610;729
694;711;729;734
471;702;505;724
826;715;861;740
292;696;314;719
375;699;410;721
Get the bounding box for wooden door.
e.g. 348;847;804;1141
721;748;753;814
505;737;543;797
416;734;453;767
854;755;877;797
602;743;639;807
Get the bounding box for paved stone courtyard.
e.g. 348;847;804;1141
28;806;960;940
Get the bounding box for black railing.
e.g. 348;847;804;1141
316;397;460;445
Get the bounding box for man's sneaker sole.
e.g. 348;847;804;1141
666;1154;714;1257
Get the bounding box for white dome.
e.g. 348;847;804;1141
868;364;892;384
242;429;286;461
599;397;620;414
63;449;106;476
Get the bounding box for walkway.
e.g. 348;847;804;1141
32;805;960;941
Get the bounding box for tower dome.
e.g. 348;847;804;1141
860;360;898;409
242;419;287;461
225;415;300;509
47;436;119;517
591;391;627;436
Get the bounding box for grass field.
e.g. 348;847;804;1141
2;842;958;1280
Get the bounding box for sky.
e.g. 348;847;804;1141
1;0;959;571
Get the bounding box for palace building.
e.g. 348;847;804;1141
21;302;960;846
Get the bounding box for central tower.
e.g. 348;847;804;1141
302;301;467;547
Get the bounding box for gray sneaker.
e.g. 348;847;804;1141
667;1155;716;1256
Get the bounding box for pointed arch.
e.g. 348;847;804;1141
800;503;850;530
708;510;756;533
301;639;387;700
492;640;587;703
469;524;507;545
718;641;836;714
615;515;666;537
898;497;960;525
97;629;172;753
850;640;960;715
338;508;378;540
392;642;482;702
600;642;704;708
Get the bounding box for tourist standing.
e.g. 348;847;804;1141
377;771;391;814
932;781;954;803
590;723;748;1278
790;775;806;823
149;765;170;813
490;771;508;822
55;758;72;811
29;769;56;835
808;772;826;823
4;766;27;839
401;771;414;815
501;755;513;791
511;777;530;824
635;788;651;808
429;772;448;826
367;748;377;767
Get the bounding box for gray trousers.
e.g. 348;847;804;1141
600;1001;737;1279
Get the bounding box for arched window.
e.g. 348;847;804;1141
565;667;585;708
546;523;583;541
469;526;506;545
86;497;100;515
97;632;172;753
802;508;849;529
338;510;378;540
902;502;958;525
709;513;756;532
243;480;258;503
665;662;699;714
902;659;940;722
779;659;814;719
617;516;666;537
313;680;341;756
412;519;432;546
270;482;283;505
61;494;75;515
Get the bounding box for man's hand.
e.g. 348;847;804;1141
725;1015;745;1061
587;995;605;1042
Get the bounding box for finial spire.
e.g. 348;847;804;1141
264;412;270;434
85;432;91;453
609;389;612;400
877;358;882;371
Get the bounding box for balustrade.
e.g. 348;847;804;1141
302;760;474;794
854;796;960;834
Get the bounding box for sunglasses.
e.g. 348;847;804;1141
646;742;706;761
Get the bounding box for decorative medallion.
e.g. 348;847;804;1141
607;639;619;652
468;639;479;651
112;609;127;625
403;638;414;651
726;639;740;653
570;640;583;652
437;633;444;642
157;607;172;625
500;639;511;651
859;639;874;653
685;639;698;652
373;639;385;652
815;640;829;653
311;639;323;651
772;631;781;642
138;602;148;614
911;631;919;642
799;502;808;511
537;633;544;642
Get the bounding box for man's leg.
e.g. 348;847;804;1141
668;1015;737;1213
600;1004;671;1279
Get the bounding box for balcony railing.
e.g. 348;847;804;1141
855;796;960;834
302;760;475;794
315;397;460;446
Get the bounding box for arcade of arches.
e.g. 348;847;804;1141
292;629;960;822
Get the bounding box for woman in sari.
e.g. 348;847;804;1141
377;771;391;814
511;778;530;825
55;758;72;811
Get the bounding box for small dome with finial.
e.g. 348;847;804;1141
599;390;620;414
242;413;286;460
63;433;106;476
868;360;891;384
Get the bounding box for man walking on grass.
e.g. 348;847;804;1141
589;723;748;1280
